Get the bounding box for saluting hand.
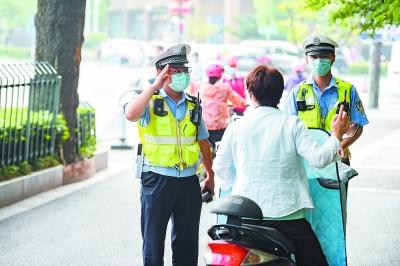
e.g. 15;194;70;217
152;65;170;92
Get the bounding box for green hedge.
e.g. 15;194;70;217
0;106;96;181
0;156;60;182
77;104;96;158
0;45;31;59
0;109;69;150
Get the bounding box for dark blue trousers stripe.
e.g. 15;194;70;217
140;171;202;266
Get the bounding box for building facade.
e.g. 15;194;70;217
106;0;254;43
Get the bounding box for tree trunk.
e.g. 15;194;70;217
368;41;381;108
35;0;86;164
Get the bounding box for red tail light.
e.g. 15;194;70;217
205;240;249;266
204;240;282;265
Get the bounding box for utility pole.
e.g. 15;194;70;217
368;41;382;108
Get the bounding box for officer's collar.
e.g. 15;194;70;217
306;75;338;90
159;88;187;105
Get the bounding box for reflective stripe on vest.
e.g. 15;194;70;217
297;78;351;131
138;95;200;169
143;134;196;145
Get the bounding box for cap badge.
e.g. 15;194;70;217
180;46;187;55
313;37;320;45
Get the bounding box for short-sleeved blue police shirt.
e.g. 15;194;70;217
283;76;369;127
133;89;209;178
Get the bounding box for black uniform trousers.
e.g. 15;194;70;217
140;171;202;266
249;218;328;266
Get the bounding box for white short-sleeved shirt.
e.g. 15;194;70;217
213;106;340;218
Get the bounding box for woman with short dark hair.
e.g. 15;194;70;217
214;65;350;266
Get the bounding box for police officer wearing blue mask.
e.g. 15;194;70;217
124;44;214;266
284;34;369;166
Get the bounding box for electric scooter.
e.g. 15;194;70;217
205;194;296;266
204;128;358;266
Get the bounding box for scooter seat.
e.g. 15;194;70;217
210;195;263;219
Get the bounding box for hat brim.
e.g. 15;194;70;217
306;49;335;56
168;62;188;67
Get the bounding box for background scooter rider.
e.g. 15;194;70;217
199;62;246;153
223;57;247;116
124;44;214;266
214;65;350;266
284;34;369;165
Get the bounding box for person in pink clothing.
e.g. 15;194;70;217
224;57;247;115
199;62;246;152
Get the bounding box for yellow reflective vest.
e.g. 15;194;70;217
138;95;200;170
296;78;351;131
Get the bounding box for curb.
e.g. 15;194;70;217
0;165;128;221
0;149;109;209
0;166;63;208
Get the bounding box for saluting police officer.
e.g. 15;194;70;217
124;44;214;266
284;34;369;165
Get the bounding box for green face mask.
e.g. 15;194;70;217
309;58;332;77
169;73;190;92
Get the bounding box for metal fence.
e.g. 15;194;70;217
0;62;61;167
77;101;96;155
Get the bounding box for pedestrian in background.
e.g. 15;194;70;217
280;60;306;106
284;61;306;93
124;44;214;266
284;34;369;165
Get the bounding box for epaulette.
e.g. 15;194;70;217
185;94;199;104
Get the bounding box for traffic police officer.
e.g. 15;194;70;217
284;34;369;165
124;44;214;266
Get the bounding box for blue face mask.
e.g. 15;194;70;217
309;58;332;76
168;73;190;92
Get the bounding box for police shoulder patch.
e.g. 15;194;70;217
355;99;365;116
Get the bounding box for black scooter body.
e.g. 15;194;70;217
207;195;296;265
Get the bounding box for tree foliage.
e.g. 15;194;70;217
305;0;400;33
98;0;110;32
252;0;356;45
225;16;263;40
187;17;219;42
0;0;36;44
0;0;36;28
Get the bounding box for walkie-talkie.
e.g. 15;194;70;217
190;92;202;126
336;90;350;114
